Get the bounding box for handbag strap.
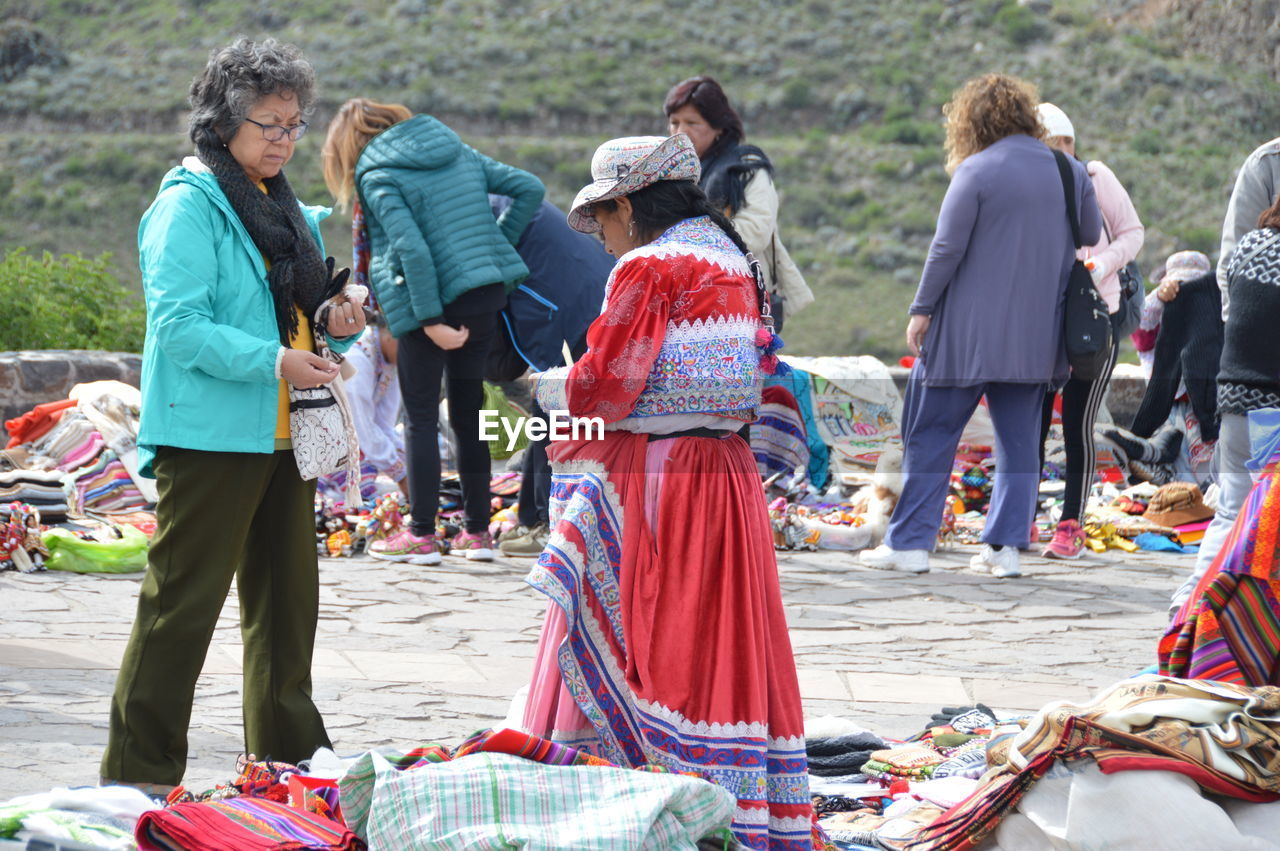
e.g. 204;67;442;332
1053;149;1083;250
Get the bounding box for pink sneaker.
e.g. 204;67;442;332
449;530;495;561
1041;519;1085;560
369;529;442;565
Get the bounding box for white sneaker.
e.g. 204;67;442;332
858;545;930;574
970;545;1021;578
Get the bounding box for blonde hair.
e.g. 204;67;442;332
943;73;1044;174
321;98;413;209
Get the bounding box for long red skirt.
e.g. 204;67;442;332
523;430;815;851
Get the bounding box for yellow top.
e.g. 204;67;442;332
276;306;315;443
253;180;317;446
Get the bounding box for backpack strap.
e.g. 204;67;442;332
1053;149;1083;250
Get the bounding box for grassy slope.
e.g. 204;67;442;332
3;0;1278;358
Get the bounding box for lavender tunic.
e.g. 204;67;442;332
911;134;1101;386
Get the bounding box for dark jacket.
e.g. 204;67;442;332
699;140;771;217
1131;272;1224;441
488;197;614;373
1219;227;1280;415
355;115;545;337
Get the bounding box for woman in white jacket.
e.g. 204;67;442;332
664;76;813;330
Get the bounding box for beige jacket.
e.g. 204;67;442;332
732;171;814;314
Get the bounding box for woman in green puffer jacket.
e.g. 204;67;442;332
323;99;544;563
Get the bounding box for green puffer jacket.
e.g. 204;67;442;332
355;115;545;336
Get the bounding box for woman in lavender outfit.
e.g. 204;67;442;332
859;73;1101;578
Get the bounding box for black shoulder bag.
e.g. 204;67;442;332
1054;150;1112;382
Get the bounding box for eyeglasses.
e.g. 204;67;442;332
243;117;309;142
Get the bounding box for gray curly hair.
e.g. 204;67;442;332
187;37;315;147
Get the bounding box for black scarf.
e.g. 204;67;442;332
196;141;330;343
699;139;773;217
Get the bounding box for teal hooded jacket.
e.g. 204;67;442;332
135;157;355;477
355;115;544;336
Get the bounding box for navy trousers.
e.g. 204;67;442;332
885;366;1045;551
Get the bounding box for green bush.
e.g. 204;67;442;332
0;248;145;352
868;119;944;146
1174;226;1221;256
995;3;1049;46
1131;130;1166;155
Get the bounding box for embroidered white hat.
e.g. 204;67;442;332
1036;102;1075;140
1163;250;1212;284
567;135;701;234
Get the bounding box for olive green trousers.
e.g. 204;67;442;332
101;448;331;785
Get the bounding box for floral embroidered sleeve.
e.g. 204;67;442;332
560;257;670;423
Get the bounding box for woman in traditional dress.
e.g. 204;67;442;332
522;135;816;851
1159;415;1280;684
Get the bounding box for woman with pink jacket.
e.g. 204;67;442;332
1037;102;1145;559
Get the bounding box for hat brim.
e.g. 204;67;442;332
566;135;701;234
566;180;614;234
1144;505;1214;528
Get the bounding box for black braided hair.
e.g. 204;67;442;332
597;179;772;321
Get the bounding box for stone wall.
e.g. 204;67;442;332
1;352;1147;443
0;350;141;438
884;366;1146;430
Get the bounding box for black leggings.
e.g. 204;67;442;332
397;313;497;536
1038;329;1120;524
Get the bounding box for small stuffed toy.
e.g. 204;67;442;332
845;448;904;548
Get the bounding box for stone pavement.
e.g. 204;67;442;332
0;542;1182;799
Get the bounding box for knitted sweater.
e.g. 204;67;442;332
1218;227;1280;415
1130;272;1224;442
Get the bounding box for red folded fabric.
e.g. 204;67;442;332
5;399;76;448
136;796;364;851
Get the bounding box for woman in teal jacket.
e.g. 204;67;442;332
323;98;544;564
101;39;363;794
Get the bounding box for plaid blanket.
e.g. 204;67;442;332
338;747;735;850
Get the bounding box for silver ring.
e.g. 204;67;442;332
347;317;356;324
